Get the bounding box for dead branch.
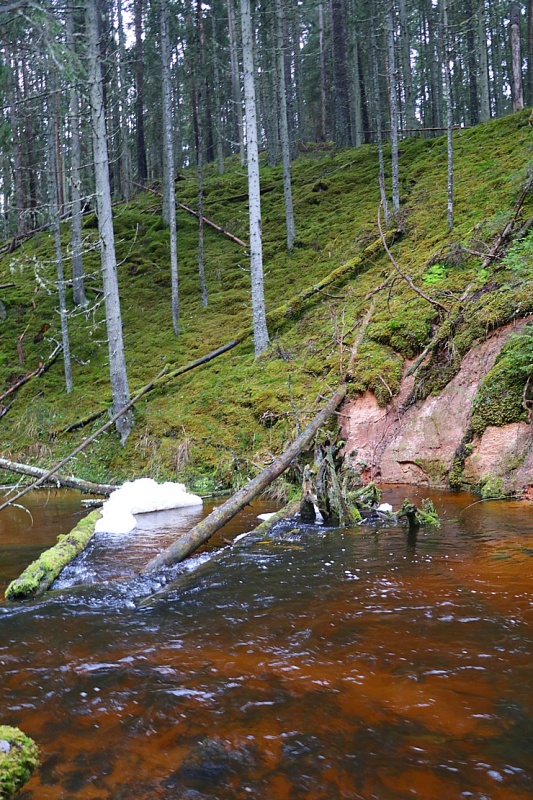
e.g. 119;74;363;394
57;339;241;434
0;344;62;405
377;202;449;313
133;182;248;248
0;366;168;515
0;457;116;495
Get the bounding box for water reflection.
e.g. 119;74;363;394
1;488;533;799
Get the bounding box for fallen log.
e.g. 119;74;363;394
58;339;240;434
0;344;62;406
0;457;116;495
141;384;347;575
0;366;167;516
138;499;301;607
133;182;248;248
5;508;102;600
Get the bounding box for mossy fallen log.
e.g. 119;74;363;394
0;726;39;799
5;509;101;601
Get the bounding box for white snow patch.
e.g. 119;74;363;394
257;512;276;521
94;478;203;534
377;503;393;513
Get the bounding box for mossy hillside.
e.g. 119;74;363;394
5;509;101;600
0;111;532;488
0;726;39;799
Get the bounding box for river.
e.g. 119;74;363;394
1;486;532;799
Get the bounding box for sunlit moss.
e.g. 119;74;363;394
0;726;39;798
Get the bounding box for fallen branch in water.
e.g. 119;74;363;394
0;367;168;515
0;457;116;495
141;384;347;575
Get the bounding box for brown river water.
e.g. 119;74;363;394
1;486;533;800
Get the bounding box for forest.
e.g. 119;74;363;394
0;0;533;494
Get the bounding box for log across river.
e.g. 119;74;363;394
1;487;533;799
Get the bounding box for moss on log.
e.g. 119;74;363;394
5;509;102;601
0;726;39;799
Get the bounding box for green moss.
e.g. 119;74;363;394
5;509;101;601
480;476;505;499
0;726;39;799
1;112;532;487
471;327;533;435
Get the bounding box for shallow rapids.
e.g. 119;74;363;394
1;487;533;799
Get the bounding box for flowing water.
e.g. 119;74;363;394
1;486;533;800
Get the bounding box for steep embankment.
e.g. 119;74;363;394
0;112;532;496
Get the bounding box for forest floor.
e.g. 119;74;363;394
1;110;532;496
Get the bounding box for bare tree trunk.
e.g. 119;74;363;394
528;0;533;107
318;2;327;140
66;5;88;308
196;0;208;307
371;18;390;226
440;0;453;230
511;2;524;112
47;77;73;394
275;0;296;251
134;0;148;183
347;0;363;147
9;53;26;236
161;0;180;334
227;0;245;166
210;7;225;174
117;0;133;199
86;0;132;443
386;1;400;214
398;0;416;133
477;0;491;121
240;0;269;357
330;0;351;146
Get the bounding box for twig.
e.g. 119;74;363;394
377;201;449;313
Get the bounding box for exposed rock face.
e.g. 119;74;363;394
341;320;533;496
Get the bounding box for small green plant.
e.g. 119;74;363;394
422;263;447;285
502;228;533;279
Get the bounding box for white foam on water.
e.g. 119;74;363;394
94;478;203;535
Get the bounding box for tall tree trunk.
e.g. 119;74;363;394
318;2;327;140
210;7;225;174
511;2;524;112
371;18;390;227
528;0;533;107
86;0;133;443
347;0;363;146
67;5;87;308
117;0;133;199
386;1;400;214
275;0;296;251
9;54;26;236
196;0;208;307
20;57;37;228
476;0;491;121
227;0;245;166
330;0;351;146
161;0;180;334
240;0;269;357
465;0;479;125
47;77;73;394
134;0;148;183
440;0;453;230
398;0;416;133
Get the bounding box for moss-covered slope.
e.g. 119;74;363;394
0;112;532;491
